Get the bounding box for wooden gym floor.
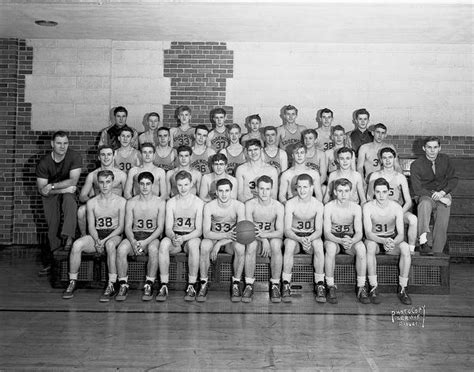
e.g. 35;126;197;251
0;247;473;371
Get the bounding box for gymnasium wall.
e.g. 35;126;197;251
0;38;473;246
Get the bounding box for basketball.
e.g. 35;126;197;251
235;220;256;245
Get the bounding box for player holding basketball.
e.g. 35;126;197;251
235;139;278;202
200;179;246;302
283;174;325;303
158;171;204;302
207;107;230;152
199;153;237;202
166;145;202;198
115;172;166;302
363;178;412;305
62;170;126;301
244;175;285;303
190;125;216;175
323;178;369;304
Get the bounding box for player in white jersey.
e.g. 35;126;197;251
277;105;307;165
114;126;142;174
199;179;246;302
315;108;335;152
241;114;264;147
190;125;216;175
219;124;247;177
244;175;285;303
325;125;355;174
166;145;202;198
263;125;288;174
199;153;237;202
138;112;160;148
115;172;166;302
301;128;327;184
153;127;177;172
62;170;126;302
207;107;230;152
363;178;412;305
170;105;194;148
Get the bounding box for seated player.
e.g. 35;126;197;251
153;127;177;172
170;105;194;148
166;145;202;198
315;108;335;152
158;171;204;302
190;125;216;175
199;153;237;202
207;107;230;152
138;112;161;148
241;114;264;146
279;143;323;204
219;124;247;177
283;174;325;303
235;139;278;202
363;178;412;305
115;172;166;302
323;178;369;304
77;145;127;236
62;170;126;301
124;143;167;199
277;105;307;165
326;125;355;174
324;147;366;205
263;125;288;174
244;176;285;303
114;126;142;174
367;147;417;254
301;129;327;184
200;179;246;302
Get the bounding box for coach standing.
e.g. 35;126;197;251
36;131;82;275
410;136;458;255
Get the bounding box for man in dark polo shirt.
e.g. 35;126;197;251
36;131;82;275
98;106;138;150
410;136;458;255
346;108;374;156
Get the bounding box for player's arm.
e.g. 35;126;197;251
206;131;214;148
164;199;176;239
235;166;246;202
182;201;203;242
230;176;238;200
283;201;303;243
87;200;99;243
124;200;136;244
356;145;367;177
318;150;328;184
79;173;95;203
312;171;323;202
98;129;107;148
158;169;167;199
366;173;375;201
130;129;139;150
355;173;367;204
325;151;333;173
276;126;285;147
363;204;386;244
166;170;174;198
199;175;211;202
169;128;176;148
278;172;290;204
308;201;323;241
323;174;334;204
399;174;413;213
124;168;136;199
280;151;288;172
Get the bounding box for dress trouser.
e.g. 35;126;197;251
417;195;451;253
41;193;77;266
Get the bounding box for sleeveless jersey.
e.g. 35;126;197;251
263;148;284;174
173;126;194;148
209;128;230;152
94;199;121;232
327;148;339;173
153;148;176;172
362;145;384;179
190;148;213;174
114;148;141;174
369;172;404;205
305;150;321;173
251;199;279;233
291;215;315;237
225;148;246;177
210;200;239;233
172;196;199;234
132;203;158;234
370;202;397;238
280;125;304;153
315;129;334;152
331;222;355;239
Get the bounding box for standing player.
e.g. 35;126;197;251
166;145;202;198
207;107;230;152
302;129;327;184
99;106;138;150
158;171;204;302
124;143;167;199
346;108;373;156
326;125;355;174
244;176;285;303
263;125;288;174
324;147;366;205
367;147;417;254
283;174;325;303
36;131;82;275
279;143;323;204
235;139;278;202
114;127;142;174
220;124;247;177
190;125;216;175
62;170;126;301
315;108;335;152
138;112;161;148
170;105;194;148
78;146;127;236
241;114;264;146
323;178;369;304
277;105;307;164
115;172;166;302
153;127;177;172
199;153;237;202
363;178;412;305
199;179;246;302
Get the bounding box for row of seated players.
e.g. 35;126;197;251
63;160;416;306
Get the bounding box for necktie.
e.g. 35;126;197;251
432;161;436;175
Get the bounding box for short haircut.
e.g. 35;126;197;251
195;124;210;134
177;105;191;115
355;108;370;119
374;177;390;190
138;171;154;184
229;123;242;133
175;170;192;183
148;112;160;120
337;146;354;158
284;104;298;114
301;129;318;141
216;178;233;190
98;145;114;155
379;147;396;159
424;136;441;146
373;123;387;132
296;173;313;186
320;108;333;117
257;175;273;187
334;178;352;190
141;142;156;153
177;145;193;156
97;169;114;181
292;142;306;154
114;106;128;116
52;131;68;141
331;125;345;134
263;125;277;135
211;107;227;117
247;114;261;123
245;138;262;149
212;153;228;164
157;127;170;135
119;126;134;136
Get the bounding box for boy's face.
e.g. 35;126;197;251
98;175;113;194
139;178;153;196
194;129;208;146
229;128;241;143
356;114;369;131
249;119;261;132
321;112;333;128
247;145;262;162
148;115;160;130
114;111;127;126
141;146;155;163
334;184;351;202
372;127;387;143
337;151;353;170
332;130;345;146
176;177;192;196
157;130;170;147
264;130;277;146
374;185;389;203
212;159;227;176
99;148;114;167
380;152;395;169
292;147;306;165
284;109;297;125
216;184;232;203
296;179;312;199
213;113;226;127
51;136;69;156
423;140;441;161
119;131;132;147
178;110;191;125
257;181;272;201
303;133;316;148
178;151;191;167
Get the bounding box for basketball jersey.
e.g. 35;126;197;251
363;144;383;178
190;148;213;174
209;128;230;152
94;199;121;231
369;201;397;238
291;216;315;236
305;150;321;173
132;201;158;233
210;200;239;233
315;129;334;152
139;132;155;148
263;148;284;174
114;148;141;174
331;222;355;238
368;172;404;205
251;199;279;233
153;148;176;172
173;126;194;148
172;196;199;234
280;125;304;154
225;148;246;177
327;148;339;173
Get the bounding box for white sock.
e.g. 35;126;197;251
419;233;427;244
282;273;292;283
109;273;117;283
326;276;335;287
69;272;78;280
368;275;378;287
188;275;197;284
357;276;366;288
118;276;128;283
399;276;408;288
145;276;155;283
270;278;280;285
160;274;169;283
232;276;240;283
245;277;255;285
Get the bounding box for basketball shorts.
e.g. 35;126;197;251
97;229;114;240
